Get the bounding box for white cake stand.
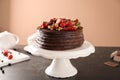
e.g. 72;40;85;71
24;41;95;78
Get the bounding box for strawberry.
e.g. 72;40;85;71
66;21;73;27
52;24;56;30
50;19;54;23
8;54;13;60
56;18;62;24
60;22;66;28
71;27;77;30
40;22;48;29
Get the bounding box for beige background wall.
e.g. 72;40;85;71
0;0;120;46
0;0;10;31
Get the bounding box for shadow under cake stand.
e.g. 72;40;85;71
24;41;95;78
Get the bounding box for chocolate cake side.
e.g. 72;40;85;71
35;27;84;50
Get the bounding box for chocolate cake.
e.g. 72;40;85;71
35;18;84;50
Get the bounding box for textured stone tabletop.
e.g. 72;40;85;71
0;45;120;80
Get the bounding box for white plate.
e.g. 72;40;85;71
24;41;95;59
0;49;30;67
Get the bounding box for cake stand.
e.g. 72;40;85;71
24;41;95;78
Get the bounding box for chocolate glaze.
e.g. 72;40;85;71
35;27;84;50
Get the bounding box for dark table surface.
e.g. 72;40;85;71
0;46;120;80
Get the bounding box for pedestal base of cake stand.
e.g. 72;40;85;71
45;58;77;78
24;41;95;78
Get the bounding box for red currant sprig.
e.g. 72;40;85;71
2;50;13;60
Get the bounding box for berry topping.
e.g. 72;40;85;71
51;24;57;30
60;22;66;28
40;22;48;28
39;18;81;31
66;21;73;27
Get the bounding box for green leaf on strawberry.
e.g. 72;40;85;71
76;22;80;26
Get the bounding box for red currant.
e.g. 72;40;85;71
8;55;13;60
3;50;9;57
